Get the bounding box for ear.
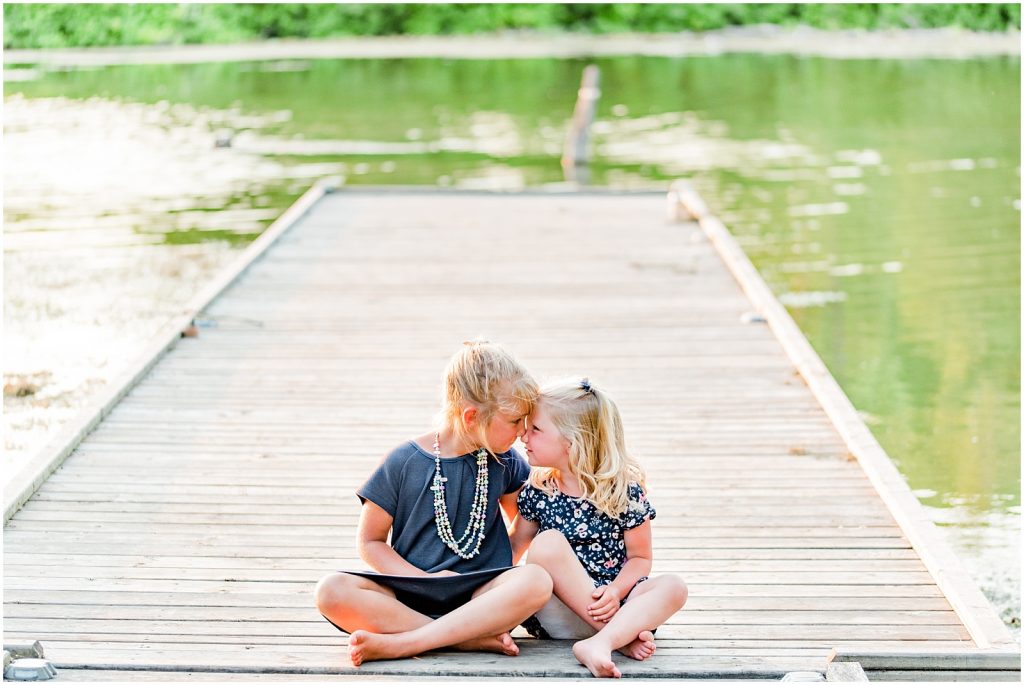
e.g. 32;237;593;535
461;405;478;428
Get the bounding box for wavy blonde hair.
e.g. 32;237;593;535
434;339;538;456
528;377;645;518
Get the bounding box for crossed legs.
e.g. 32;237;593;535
315;565;553;665
525;529;688;678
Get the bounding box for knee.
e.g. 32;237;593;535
314;572;355;613
514;563;553;608
526;528;571;565
662;574;688;609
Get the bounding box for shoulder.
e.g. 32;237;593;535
624;482;656;520
628;482;648;499
380;440;426;470
359;441;425;511
517;481;539;497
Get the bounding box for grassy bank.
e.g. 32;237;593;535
5;3;1021;49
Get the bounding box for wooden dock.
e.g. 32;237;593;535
3;186;1018;681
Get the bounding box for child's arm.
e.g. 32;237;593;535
357;500;448;577
501;490;540;565
588;519;654;622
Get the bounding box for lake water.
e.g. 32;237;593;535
4;53;1019;636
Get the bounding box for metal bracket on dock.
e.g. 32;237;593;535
3;658;57;681
3;642;44;660
3;644;56;681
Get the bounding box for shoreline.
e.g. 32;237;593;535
4;25;1020;66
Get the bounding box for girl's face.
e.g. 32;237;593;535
482;409;527;454
522;403;570;469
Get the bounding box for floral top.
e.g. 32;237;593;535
517;481;656;586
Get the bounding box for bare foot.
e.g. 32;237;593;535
453;632;520;656
573;636;621;678
348;630;410;666
617;630;656;660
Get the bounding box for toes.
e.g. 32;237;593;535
497;633;519;656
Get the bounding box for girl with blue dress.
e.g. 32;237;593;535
315;341;552;666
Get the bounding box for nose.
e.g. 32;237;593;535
520;428;529;444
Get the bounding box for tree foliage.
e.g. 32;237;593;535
5;3;1021;49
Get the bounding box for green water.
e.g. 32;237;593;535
6;53;1020;631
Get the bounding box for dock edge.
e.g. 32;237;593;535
669;179;1017;652
3;179;335;524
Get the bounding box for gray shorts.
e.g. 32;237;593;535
521;576;650;640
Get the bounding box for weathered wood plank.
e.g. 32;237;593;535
1;578;948;597
4;630;976;651
3;617;973;640
4;558;931;578
1;566;943;584
3;535;914;554
42;646;831;679
4;603;964;626
4;547;922;565
23;670;377;682
3;590;955;611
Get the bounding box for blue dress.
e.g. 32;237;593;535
517;481;656;587
321;441;531;629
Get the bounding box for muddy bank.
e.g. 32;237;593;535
4;25;1020;67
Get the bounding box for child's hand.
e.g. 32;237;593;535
587;584;622;622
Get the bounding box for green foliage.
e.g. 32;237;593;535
5;3;1021;49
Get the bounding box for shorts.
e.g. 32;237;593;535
320;567;513;632
521;576;650;640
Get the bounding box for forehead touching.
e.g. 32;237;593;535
489;379;536;417
527;399;556;425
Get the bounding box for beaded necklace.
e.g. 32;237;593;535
431;433;490;560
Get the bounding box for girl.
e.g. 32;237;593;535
315;341;553;666
511;377;688;679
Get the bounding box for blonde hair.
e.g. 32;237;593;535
435;339;538;455
528;377;645;518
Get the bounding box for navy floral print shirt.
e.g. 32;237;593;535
517;481;656;586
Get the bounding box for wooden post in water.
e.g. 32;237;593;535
562;65;600;184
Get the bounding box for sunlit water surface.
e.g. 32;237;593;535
4;54;1019;636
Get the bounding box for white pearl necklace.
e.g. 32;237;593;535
431;434;490;560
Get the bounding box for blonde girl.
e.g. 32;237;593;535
315;341;552;666
511;378;688;679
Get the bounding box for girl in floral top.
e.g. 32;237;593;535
511;378;688;679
